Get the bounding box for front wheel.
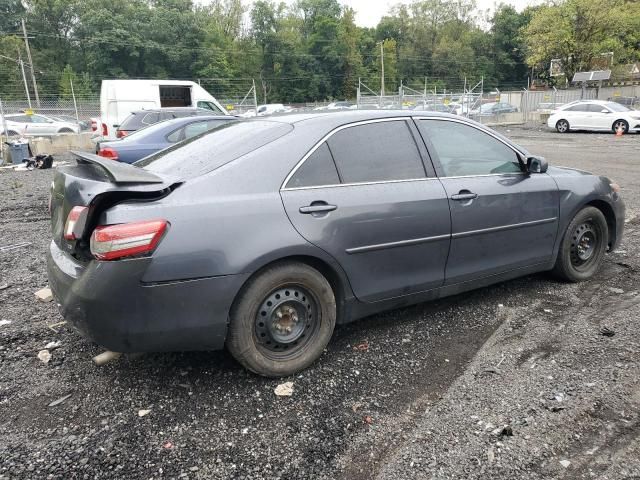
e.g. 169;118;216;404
552;207;608;282
226;262;336;377
612;120;629;134
556;119;570;133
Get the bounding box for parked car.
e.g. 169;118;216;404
412;103;454;113
49;115;91;131
114;107;218;139
472;102;518;116
47;111;624;377
314;101;356;111
99;79;229;140
0;113;80;136
548;100;640;134
98;115;237;163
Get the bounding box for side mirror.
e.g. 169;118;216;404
527;156;548;174
601;109;610;114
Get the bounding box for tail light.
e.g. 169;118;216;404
90;220;168;261
91;120;97;132
98;147;119;161
116;129;128;138
64;206;89;240
102;123;108;137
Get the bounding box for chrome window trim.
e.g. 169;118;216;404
281;117;420;191
283;176;439;192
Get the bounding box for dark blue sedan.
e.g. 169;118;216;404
98;115;236;163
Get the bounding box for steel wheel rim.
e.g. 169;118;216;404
254;285;319;358
570;221;599;270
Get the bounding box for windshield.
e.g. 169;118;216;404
606;102;630;112
137;120;293;179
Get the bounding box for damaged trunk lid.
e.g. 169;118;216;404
50;151;180;259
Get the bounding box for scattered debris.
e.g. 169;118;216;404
607;287;624;295
496;354;506;368
559;459;571;468
93;350;123;366
241;428;249;435
34;287;53;302
48;393;72;407
600;326;615;337
497;303;504;308
37;349;51;364
0;283;9;290
543;308;552;313
0;242;31;254
363;415;373;425
487;446;495;463
352;402;363;413
0;320;11;327
47;321;67;333
353;340;369;352
44;341;61;350
274;381;294;397
138;409;151;417
162;441;174;449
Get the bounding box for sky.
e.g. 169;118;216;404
341;0;544;27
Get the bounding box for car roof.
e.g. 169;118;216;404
129;107;211;114
253;110;454;126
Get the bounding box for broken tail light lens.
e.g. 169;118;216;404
116;129;128;139
90;220;168;261
98;147;119;161
101;123;108;137
64;206;89;240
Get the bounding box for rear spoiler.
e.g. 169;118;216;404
71;151;165;184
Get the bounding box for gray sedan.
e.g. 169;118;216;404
47;111;625;377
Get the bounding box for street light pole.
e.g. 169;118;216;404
21;18;40;108
380;41;385;97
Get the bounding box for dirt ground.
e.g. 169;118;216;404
0;127;638;479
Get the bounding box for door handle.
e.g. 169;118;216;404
450;191;478;201
299;203;337;214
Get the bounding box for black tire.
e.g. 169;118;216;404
612;119;629;134
58;128;74;134
1;130;19;137
556;119;570;133
552;207;608;282
226;261;336;377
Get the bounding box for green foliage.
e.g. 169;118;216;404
0;0;636;103
524;0;640;82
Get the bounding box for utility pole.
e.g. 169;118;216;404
380;41;385;97
21;18;40;108
18;54;32;109
70;77;79;122
252;79;257;113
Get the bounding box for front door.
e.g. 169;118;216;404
281;119;451;302
416;118;559;285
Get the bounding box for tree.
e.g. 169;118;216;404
524;0;640;83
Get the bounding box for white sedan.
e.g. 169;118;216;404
547;100;640;134
0;113;80;136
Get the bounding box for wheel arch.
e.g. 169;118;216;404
585;199;616;249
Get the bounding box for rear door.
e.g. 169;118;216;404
281;118;451;302
416;118;559;285
585;103;612;130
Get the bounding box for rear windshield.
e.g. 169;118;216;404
137;120;293;179
119;112;160;131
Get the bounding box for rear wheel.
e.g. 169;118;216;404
612;119;629;134
226;262;336;377
1;130;19;137
552;207;608;282
58;128;74;134
556;119;570;133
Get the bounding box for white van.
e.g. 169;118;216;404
98;80;229;139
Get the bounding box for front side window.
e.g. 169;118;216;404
197;101;224;114
587;104;608;113
286;142;340;188
566;104;589;112
327;120;425;183
419;120;522;177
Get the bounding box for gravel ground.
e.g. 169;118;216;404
0;128;638;479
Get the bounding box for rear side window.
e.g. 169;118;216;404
566;104;589;112
197;101;224;114
419;120;521;177
327;121;425;183
286;143;340;188
587;104;607;113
